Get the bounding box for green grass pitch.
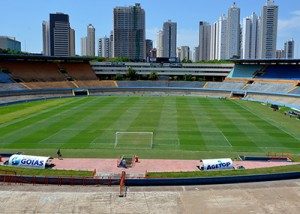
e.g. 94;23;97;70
0;96;299;159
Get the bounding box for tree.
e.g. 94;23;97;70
148;72;158;80
126;67;138;80
115;73;124;80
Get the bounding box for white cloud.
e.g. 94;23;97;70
278;10;300;31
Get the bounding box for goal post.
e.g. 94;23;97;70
114;132;154;149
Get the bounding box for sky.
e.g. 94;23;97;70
1;0;300;58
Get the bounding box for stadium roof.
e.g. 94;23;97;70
232;59;300;65
0;54;94;62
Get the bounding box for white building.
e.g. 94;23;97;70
198;21;211;61
193;47;199;62
156;30;164;57
162;20;177;58
179;46;190;61
42;21;50;56
69;28;75;56
210;22;217;60
258;0;278;59
226;2;241;59
216;15;227;60
86;24;95;56
81;37;87;56
98;36;110;58
284;39;295;59
242;13;259;59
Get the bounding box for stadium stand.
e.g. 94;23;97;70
0;61;65;82
227;64;262;78
117;81;205;88
204;81;246;91
60;63;98;80
0;83;27;91
23;81;76;89
168;81;206;88
243;82;295;93
75;80;117;88
0;71;13;83
289;87;300;95
256;65;300;80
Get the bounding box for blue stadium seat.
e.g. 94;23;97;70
259;65;300;80
0;71;13;83
227;64;262;78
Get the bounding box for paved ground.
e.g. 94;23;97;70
52;158;298;177
0;179;299;213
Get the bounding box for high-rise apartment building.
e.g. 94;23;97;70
179;46;190;61
98;36;110;58
146;39;153;59
258;0;278;59
284;39;295;59
86;24;95;56
49;13;71;57
198;21;211;61
81;37;87;56
226;2;241;59
242;13;259;59
42;21;50;56
69;28;75;56
162;20;177;58
210;22;217;60
113;3;145;60
216;15;228;60
156;30;164;57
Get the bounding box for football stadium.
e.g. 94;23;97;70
0;56;299;159
0;55;300;213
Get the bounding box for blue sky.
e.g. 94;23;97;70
1;0;300;57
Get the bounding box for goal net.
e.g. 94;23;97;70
114;132;153;149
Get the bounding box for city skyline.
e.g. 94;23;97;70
1;0;300;58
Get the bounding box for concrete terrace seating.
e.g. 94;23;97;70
117;81;205;88
0;83;27;91
117;81;168;88
60;63;98;80
204;82;246;91
1;62;65;82
289;87;300;95
24;81;76;89
75;80;117;88
243;82;295;93
168;81;205;88
245;94;300;109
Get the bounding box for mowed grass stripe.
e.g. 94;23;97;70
0;98;73;124
205;98;264;152
25;96;115;148
230;100;300;150
0;97;99;148
215;100;285;149
127;97;165;133
0;97;86;134
188;98;233;149
62;96;141;149
155;96;179;149
91;97;147;149
176;97;206;151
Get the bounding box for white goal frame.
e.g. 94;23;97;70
114;132;154;149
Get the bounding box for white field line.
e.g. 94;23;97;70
38;129;65;144
220;131;233;147
232;100;300;141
